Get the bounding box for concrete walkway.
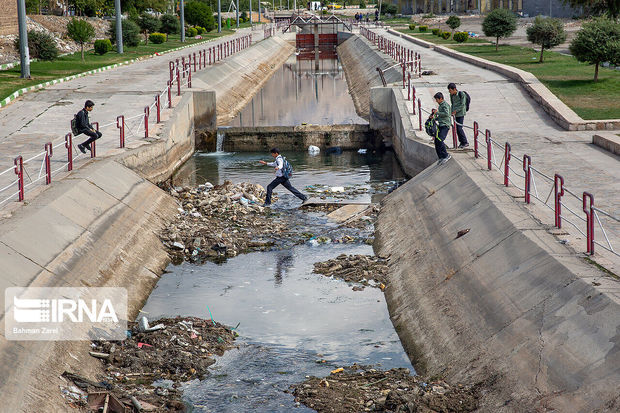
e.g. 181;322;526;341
374;28;620;268
0;27;264;208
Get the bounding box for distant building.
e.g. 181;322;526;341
0;0;19;36
395;0;580;17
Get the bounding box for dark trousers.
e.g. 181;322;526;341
80;129;102;147
435;126;449;160
455;116;468;145
266;176;305;204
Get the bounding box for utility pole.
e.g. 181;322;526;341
250;0;253;27
236;0;239;27
180;0;186;42
113;0;123;53
258;0;261;22
218;0;222;32
16;0;30;78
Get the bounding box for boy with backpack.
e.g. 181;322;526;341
259;148;308;206
448;83;469;149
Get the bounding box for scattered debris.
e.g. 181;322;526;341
455;228;470;239
63;317;236;412
314;254;389;290
289;366;481;413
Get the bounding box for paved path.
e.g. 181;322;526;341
375;28;620;266
0;27;263;207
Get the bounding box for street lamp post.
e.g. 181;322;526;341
180;0;186;42
16;0;30;78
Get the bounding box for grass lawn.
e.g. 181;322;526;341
452;44;620;120
397;28;489;45
0;31;235;102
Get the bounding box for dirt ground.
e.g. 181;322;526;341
289;365;484;413
61;317;237;412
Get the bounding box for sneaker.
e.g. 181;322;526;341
301;196;308;203
77;144;86;154
439;155;452;165
458;143;469;149
85;144;91;151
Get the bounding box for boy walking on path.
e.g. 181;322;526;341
448;83;469;148
75;100;102;154
431;92;452;165
259;148;307;206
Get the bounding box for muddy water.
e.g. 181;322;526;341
227;55;367;127
146;151;411;411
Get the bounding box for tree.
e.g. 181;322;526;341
482;8;517;51
160;14;180;40
138;13;161;44
184;1;215;31
526;16;567;63
446;15;461;35
570;17;620;81
107;19;142;47
67;18;95;61
561;0;620;19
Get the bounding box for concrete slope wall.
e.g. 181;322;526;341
338;35;402;120
375;152;620;412
193;35;295;126
0;159;178;412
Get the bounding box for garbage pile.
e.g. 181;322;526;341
304;182;401;200
161;181;292;262
289;366;481;413
63;317;236;412
313;254;389;291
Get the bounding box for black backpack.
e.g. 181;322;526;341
425;117;439;139
461;91;471;112
71;113;80;136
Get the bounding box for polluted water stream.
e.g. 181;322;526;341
139;150;412;411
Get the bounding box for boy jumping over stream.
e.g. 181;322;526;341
259;148;307;207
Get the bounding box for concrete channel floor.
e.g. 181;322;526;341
371;28;620;270
0;27;264;207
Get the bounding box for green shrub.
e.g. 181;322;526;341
240;11;248;21
408;23;416;30
67;18;95;61
187;27;198;37
14;30;58;61
431;28;440;35
419;25;428;32
149;32;166;44
195;26;205;34
453;31;468;43
446;15;461;32
94;39;113;54
160;14;180;40
107;19;141;47
359;0;366;8
379;3;397;15
441;31;451;39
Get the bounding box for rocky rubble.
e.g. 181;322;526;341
161;181;300;262
314;254;389;291
290;366;481;413
63;317;236;411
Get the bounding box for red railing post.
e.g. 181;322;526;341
176;69;181;96
44;142;52;185
144;106;149;138
65;133;73;171
523;155;531;204
117;115;125;148
194;52;198;71
418;99;422;131
188;64;192;88
583;192;594;254
451;115;458;148
203;48;206;66
91;122;98;158
504;142;511;186
407;72;411;100
473;121;479;158
485;129;492;170
167;80;172;108
412;86;416;114
401;63;405;88
181;57;185;77
155;94;161;123
169;61;174;83
14;156;24;202
554;174;564;228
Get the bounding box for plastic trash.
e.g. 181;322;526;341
172;242;185;250
330;186;345;193
138;316;150;332
357;148;367;154
331;367;344;374
239;197;249;206
308;145;320;154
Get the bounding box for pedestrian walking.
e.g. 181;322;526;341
431;92;452;165
259;148;307;206
448;83;469;148
73;100;102;154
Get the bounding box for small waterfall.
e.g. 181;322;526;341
216;129;225;152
